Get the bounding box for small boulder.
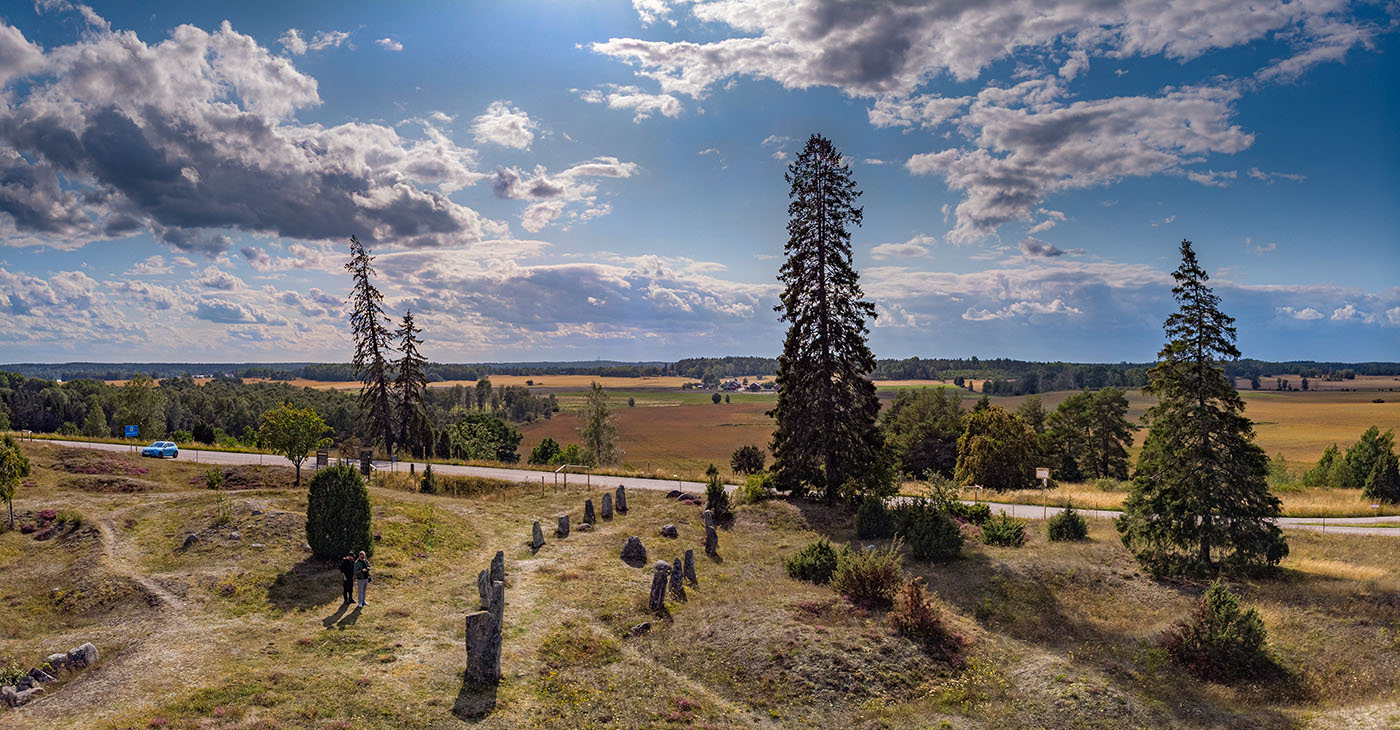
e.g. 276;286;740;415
531;520;545;551
228;531;242;541
620;536;647;567
576;522;593;532
181;533;200;550
250;508;264;516
629;621;651;637
666;490;683;499
0;686;14;707
583;499;596;525
660;524;678;539
15;676;31;691
28;668;55;684
67;643;98;669
44;653;69;673
556;514;571;538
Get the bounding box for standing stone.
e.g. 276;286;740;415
660;524;678;538
705;522;719;557
620;536;647;567
583;499;596;525
488;580;505;627
615;485;628;513
464;611;502;684
490;550;505;584
669;557;686;601
601;493;614;519
703;509;715;529
683;549;697;585
531;520;545;551
649;561;671;612
556;514;570;538
477;569;491;610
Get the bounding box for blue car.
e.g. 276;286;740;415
141;441;179;459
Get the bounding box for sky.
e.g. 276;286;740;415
0;0;1397;365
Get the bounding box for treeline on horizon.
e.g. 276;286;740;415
3;356;1396;394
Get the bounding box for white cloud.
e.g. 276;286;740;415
1277;306;1324;320
375;37;403;52
124;255;173;276
1186;169;1237;187
193;266;246;291
1331;303;1360;321
1247;167;1307;183
575;84;682;122
1019;236;1082;258
491;157;640;231
279;29;349;55
963;298;1082;321
471;100;538;150
633;0;678;27
0;14;505;252
871;235;935;260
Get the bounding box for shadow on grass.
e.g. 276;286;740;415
267;556;340;613
452;673;499;721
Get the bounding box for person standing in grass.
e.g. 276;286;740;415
354;550;371;607
339;552;355;604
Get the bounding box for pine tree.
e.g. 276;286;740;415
393;310;432;458
345;235;397;456
769;133;882;502
1118;241;1287;577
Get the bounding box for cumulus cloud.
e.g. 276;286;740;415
592;0;1372;100
471;100;538;150
633;0;678;27
908;83;1252;242
491;157;639;231
1186;169;1238;187
575;84;682;122
193;266;246;291
871;235;934;259
124;255;173;276
375;37;403;52
0;14;503;252
1018;236;1082;258
1277;306;1324;320
963;298;1081;321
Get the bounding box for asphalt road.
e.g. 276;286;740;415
36;438;1400;537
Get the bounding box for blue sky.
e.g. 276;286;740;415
0;0;1396;364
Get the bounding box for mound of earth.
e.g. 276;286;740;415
65;476;161;493
189;465;295;491
50;448;149;476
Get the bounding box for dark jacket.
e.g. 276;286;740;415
354;558;370;581
339;556;355;580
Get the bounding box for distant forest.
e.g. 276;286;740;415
3;356;1396;395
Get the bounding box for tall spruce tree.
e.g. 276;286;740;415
345;235;397;456
1118;241;1287;577
393;310;432;457
769;134;882;501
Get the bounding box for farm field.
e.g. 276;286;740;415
2;441;1398;729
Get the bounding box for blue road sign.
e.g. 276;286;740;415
124;425;138;438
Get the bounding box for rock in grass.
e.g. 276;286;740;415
44;653;69;673
556;514;570;538
28;668;55;684
620;536;647;567
683;549;697;585
615;485;628;513
660;524;678;539
577;522;593;532
601;493;613;520
531;520;545;551
649;561;671;612
490;550;505;584
669;557;686;601
181;533;199;550
477;569;491;610
666;490;683;499
67;643;98;669
705;522;719;557
583;499;596;525
703;509;714;529
629;621;651;637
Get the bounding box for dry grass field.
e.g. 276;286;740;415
2;441;1398;729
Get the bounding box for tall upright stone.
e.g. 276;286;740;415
703;509;714;529
704;512;719;557
488;580;505;627
583;499;597;525
601;493;614;519
649;561;671;612
557;514;570;538
669;557;686;601
477;569;491;609
531;520;545;551
464;611;502;684
615;485;628;513
683;549;697;585
490;550;505;584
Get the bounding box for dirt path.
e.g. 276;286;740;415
96;516;187;613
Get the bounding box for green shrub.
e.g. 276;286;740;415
831;540;904;607
948;501;991;525
853;496;894;539
1094;477;1127;492
785;539;839;584
56;508;84;529
892;498;962;561
1161;581;1272;682
890;577;964;663
171;429;194;444
203;467;224;491
980;511;1027;547
0;657;26;686
705;472;733;522
419;463;438;494
1047;502;1088;541
733;472;772;505
305;464;373;559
